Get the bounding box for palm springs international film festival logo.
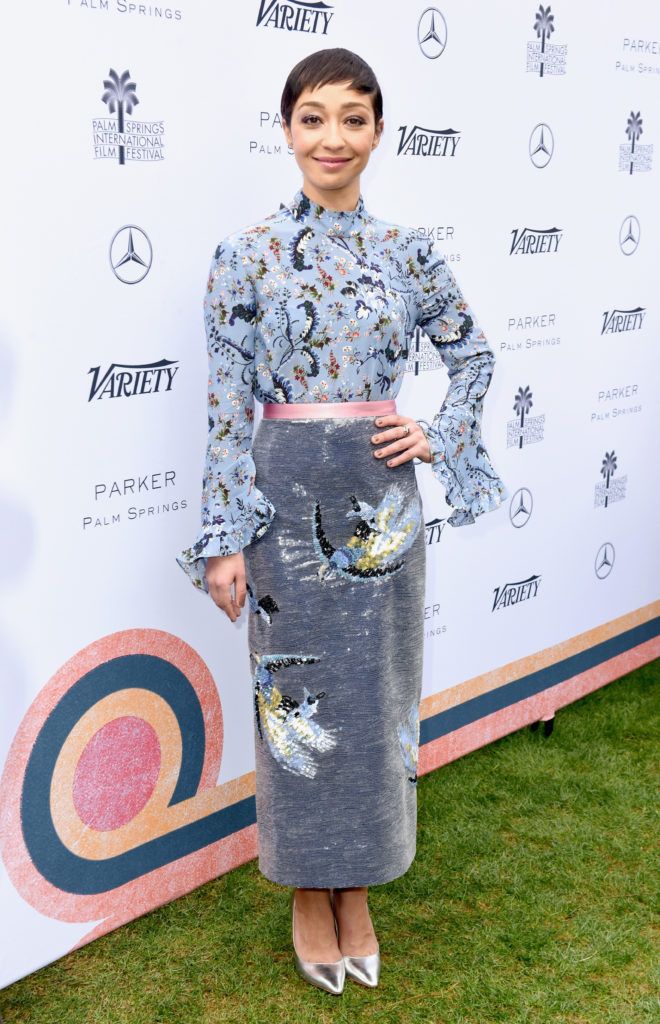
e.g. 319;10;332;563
619;111;653;174
256;0;334;33
87;359;179;401
93;69;166;164
594;451;627;508
507;385;545;449
417;8;448;60
526;5;567;77
404;326;447;374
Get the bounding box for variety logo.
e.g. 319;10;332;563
509;487;533;528
256;0;334;33
93;68;166;164
600;306;646;335
595;451;627;508
526;4;567;77
618;110;653;174
591;383;641;423
529;123;554;168
417;7;448;60
87;359;179;401
397;124;461;157
619;215;640;256
595;542;615;580
509;227;562;255
110;226;153;284
507;385;545;448
492;574;542;611
424;515;447;544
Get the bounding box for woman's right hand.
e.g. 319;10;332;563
205;553;247;622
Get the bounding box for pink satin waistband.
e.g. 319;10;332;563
262;399;396;420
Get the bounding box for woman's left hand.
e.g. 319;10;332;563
371;414;432;467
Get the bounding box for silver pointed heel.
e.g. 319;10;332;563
291;889;345;995
342;946;381;988
331;889;381;988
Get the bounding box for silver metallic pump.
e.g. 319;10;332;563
291;890;345;995
342;947;381;988
331;889;381;988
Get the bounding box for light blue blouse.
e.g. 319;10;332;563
177;187;508;592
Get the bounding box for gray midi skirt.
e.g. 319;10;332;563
243;409;426;888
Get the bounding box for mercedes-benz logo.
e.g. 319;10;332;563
529;123;554;169
110;225;153;284
509;487;533;528
619;215;640;256
594;542;615;580
417;7;447;60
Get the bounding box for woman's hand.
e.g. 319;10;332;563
205;552;247;622
371;414;432;467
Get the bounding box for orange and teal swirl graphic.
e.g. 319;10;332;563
0;629;257;948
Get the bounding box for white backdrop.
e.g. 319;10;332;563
1;0;658;990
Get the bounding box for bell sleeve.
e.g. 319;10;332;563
176;236;276;592
409;236;508;527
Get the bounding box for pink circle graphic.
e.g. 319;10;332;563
73;717;161;831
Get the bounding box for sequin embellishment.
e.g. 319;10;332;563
251;653;338;777
397;702;420;784
312;482;423;581
246;582;279;624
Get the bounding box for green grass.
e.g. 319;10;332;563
2;662;658;1024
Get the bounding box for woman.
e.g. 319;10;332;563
177;47;507;994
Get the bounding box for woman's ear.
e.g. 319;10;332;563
372;118;384;149
282;117;292;147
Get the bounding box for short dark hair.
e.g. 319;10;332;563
280;47;383;128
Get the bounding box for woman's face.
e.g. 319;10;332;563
283;79;383;204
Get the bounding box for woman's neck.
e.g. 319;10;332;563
300;179;361;213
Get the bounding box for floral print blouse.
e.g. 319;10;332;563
177;187;508;592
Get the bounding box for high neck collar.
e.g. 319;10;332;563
286;187;368;235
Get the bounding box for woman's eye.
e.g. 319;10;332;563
300;115;366;126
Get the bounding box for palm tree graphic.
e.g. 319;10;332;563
513;385;533;449
411;326;422;376
532;4;555;78
101;68;139;166
600;451;617;508
625;111;643;176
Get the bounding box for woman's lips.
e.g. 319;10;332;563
314;157;351;169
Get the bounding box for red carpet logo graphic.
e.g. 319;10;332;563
0;630;257;949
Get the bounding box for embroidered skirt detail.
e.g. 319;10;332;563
243;399;426;888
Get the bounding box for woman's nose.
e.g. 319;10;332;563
322;123;344;147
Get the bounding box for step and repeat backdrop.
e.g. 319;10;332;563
1;0;658;989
